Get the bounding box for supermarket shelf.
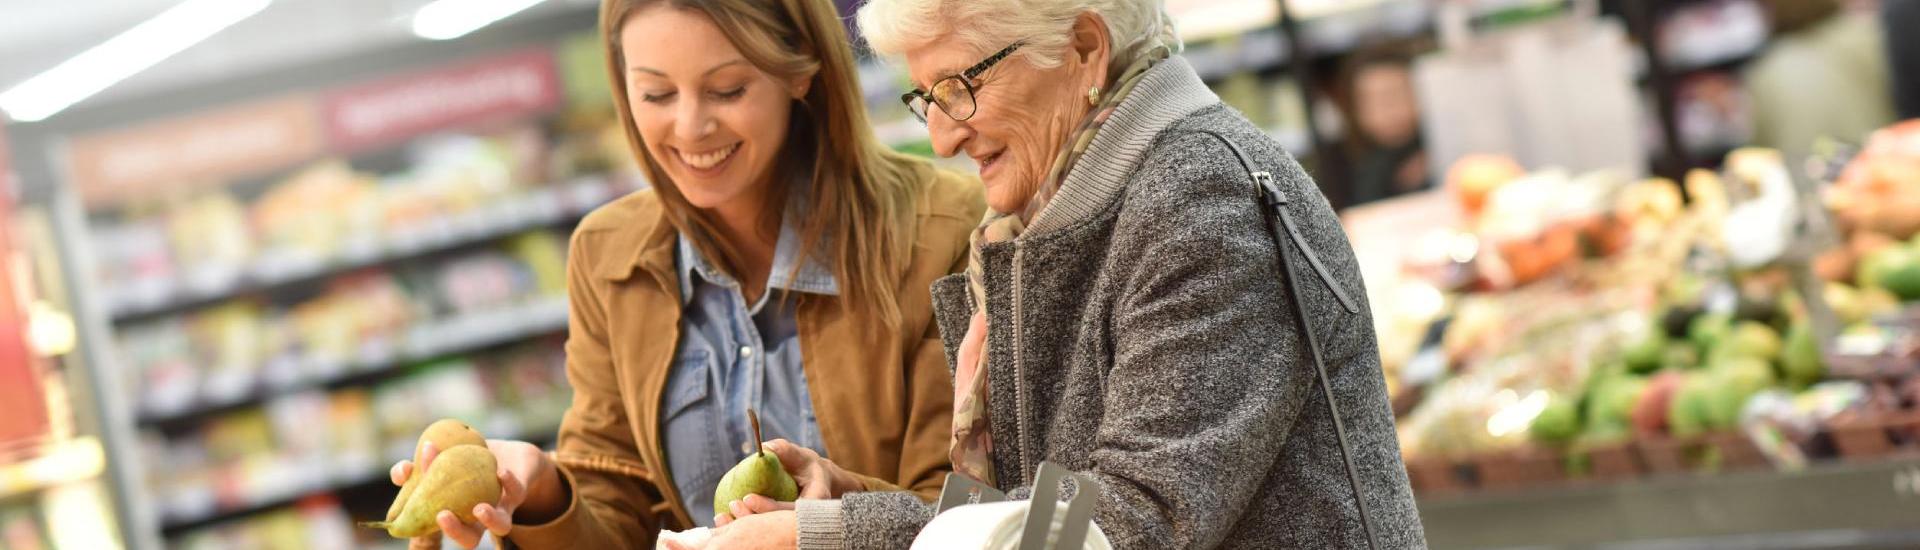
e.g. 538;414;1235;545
1419;457;1920;549
1638;48;1762;85
106;175;627;324
0;437;105;501
1181;0;1582;83
139;297;571;433
158;429;559;538
1670;48;1760;77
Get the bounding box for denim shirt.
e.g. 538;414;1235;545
662;214;833;526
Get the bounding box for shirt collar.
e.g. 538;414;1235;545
676;208;840;305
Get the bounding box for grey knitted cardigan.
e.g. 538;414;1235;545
795;55;1427;549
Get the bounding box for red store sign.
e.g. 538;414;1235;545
322;49;561;152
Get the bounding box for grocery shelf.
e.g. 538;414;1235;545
106;175;625;324
1637;47;1762;86
1670;48;1760;77
138;296;571;433
158;429;559;538
1419;457;1920;549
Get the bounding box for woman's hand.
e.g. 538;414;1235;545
388;439;566;549
714;439;858;525
667;510;798;550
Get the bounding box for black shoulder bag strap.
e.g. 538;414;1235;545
1196;130;1379;550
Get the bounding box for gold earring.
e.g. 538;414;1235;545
1088;86;1101;106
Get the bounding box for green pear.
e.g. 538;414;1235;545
1781;322;1825;388
1723;321;1782;362
1529;393;1580;445
1668;374;1715;438
1663;342;1701;370
1622;324;1667;375
1705;357;1774;429
1688;313;1733;356
713;409;798;520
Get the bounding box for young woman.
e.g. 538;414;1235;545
388;0;983;548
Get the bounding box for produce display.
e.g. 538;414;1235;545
1366;120;1920;495
76;71;651;544
171;497;365;550
119;230;571;420
142;340;568;538
87;126;633;318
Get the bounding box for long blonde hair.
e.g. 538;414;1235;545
601;0;926;328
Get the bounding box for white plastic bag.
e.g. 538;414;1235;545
909;500;1111;550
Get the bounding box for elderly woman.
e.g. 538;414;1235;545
714;0;1429;548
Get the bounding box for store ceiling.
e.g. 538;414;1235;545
0;0;599;118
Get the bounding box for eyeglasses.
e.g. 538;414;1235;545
901;42;1024;124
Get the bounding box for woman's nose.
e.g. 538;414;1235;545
674;97;716;142
926;108;972;159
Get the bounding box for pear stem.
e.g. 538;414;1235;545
748;408;763;457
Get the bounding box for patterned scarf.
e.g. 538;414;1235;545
950;47;1169;485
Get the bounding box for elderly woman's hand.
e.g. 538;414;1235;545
665;510;798;550
715;439;859;525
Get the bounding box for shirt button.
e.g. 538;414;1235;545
740;346;753;358
742;442;755;454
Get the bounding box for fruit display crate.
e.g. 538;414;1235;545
1419;456;1920;549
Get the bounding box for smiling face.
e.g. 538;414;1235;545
620;5;808;211
904;16;1108;215
906;43;1082;214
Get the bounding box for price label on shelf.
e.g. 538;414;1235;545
449;208;490;243
336;234;382;266
355;338;398;371
260;355;305;392
567;176;614;213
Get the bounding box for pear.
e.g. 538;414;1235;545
1716;321;1782;363
387;419;488;522
713;409;799;520
364;445;502;538
1688;313;1733;357
1781;322;1826;388
1528;393;1580;444
1668;374;1715;438
1621;324;1667;375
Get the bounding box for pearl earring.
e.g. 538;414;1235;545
1088;86;1101;106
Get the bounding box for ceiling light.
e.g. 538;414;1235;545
413;0;549;41
0;0;272;123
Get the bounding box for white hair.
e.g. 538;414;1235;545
855;0;1181;74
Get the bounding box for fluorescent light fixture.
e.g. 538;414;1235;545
413;0;549;41
1168;0;1278;42
0;0;272;122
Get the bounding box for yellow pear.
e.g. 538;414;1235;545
387;419;488;522
365;445;502;538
